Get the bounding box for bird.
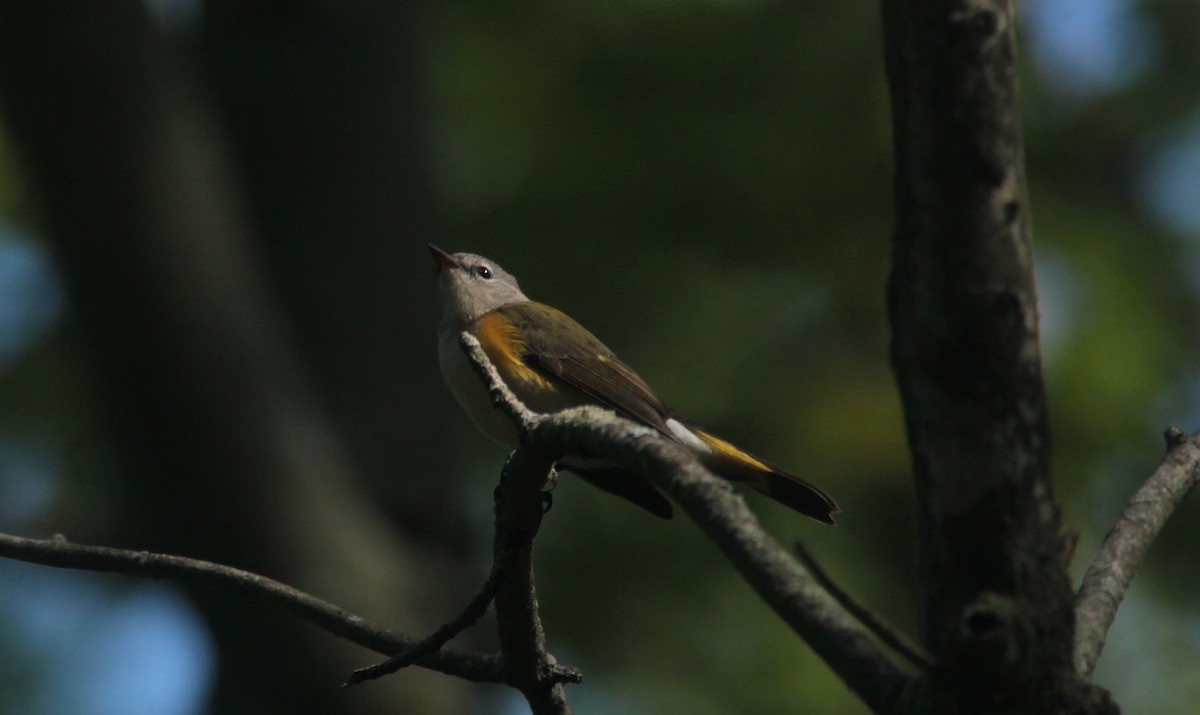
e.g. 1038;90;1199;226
430;245;837;524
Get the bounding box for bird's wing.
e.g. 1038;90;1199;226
494;302;675;437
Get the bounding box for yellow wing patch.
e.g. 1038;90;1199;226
473;311;558;394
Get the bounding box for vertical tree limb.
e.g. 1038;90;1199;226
459;333;580;713
880;0;1109;711
493;451;577;715
344;447;582;705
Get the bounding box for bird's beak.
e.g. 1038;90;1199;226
428;244;457;273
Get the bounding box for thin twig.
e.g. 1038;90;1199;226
344;560;506;686
1073;427;1200;678
794;540;935;671
0;531;504;682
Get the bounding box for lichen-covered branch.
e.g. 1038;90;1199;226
1074;428;1200;678
460;334;915;713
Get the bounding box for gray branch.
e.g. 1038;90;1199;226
345;440;580;713
1073;427;1200;678
459;333;916;713
491;449;579;715
0;531;503;683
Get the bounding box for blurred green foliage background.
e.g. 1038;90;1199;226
1;1;1199;714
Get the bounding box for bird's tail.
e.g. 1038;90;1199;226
689;426;838;524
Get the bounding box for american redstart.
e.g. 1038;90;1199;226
431;245;837;524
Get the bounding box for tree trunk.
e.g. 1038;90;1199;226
881;1;1114;711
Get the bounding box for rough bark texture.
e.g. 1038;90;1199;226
881;0;1111;712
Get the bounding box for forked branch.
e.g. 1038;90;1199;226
458;333;917;713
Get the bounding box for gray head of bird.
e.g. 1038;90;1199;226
429;245;529;328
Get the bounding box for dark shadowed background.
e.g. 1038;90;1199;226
0;1;1197;713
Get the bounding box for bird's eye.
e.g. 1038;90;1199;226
476;265;493;279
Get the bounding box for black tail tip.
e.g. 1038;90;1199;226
762;472;839;525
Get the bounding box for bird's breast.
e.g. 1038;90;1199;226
439;327;521;446
439;318;588;447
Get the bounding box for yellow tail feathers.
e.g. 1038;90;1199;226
691;428;838;524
